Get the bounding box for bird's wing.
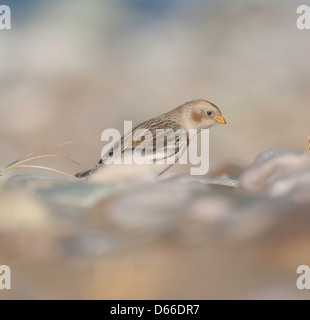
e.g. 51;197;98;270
98;116;187;165
131;128;187;163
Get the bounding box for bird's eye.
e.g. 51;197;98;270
207;111;212;116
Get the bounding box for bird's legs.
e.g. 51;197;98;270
305;136;310;154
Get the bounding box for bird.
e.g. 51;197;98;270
75;99;226;178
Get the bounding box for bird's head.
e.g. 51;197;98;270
179;99;226;130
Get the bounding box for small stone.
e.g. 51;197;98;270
0;188;52;234
268;170;310;203
239;150;310;192
61;233;118;256
36;181;116;208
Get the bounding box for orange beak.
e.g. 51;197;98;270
216;116;227;124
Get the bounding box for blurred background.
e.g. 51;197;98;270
1;0;310;300
1;0;309;175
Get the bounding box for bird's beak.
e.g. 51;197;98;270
216;116;227;124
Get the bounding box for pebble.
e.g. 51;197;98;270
1;149;310;299
239;150;310;192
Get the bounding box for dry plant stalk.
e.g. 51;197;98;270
305;136;310;154
0;141;79;178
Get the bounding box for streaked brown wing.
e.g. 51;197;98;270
98;115;186;165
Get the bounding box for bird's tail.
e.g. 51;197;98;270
74;167;98;178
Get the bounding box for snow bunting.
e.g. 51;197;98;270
75;99;226;178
